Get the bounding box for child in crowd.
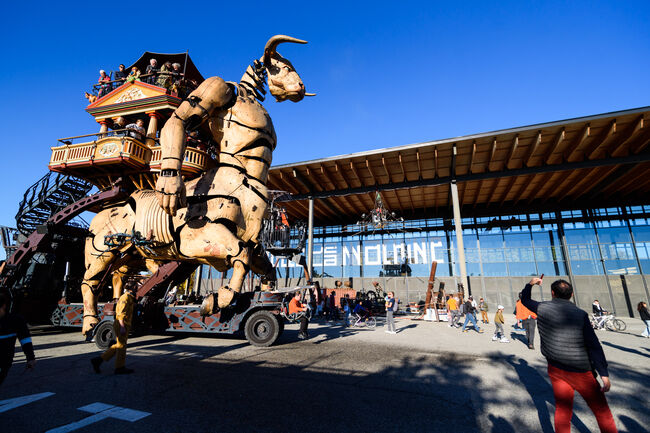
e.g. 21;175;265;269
492;305;510;343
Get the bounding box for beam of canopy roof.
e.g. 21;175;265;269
268;106;650;225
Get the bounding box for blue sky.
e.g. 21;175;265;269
0;0;648;233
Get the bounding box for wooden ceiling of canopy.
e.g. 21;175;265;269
267;107;650;225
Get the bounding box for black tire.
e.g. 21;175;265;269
366;290;377;301
348;315;358;327
613;319;626;332
94;321;115;350
366;317;377;328
244;310;280;347
278;319;285;337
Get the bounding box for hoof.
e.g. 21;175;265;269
82;318;98;337
217;286;235;308
200;293;216;316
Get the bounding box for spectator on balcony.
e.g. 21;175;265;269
145;58;158;84
113;64;127;88
126;66;141;83
157;61;172;90
125;119;146;141
97;70;111;97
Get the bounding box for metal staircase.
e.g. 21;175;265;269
15;172;93;236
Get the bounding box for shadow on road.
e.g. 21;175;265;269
602;341;650;359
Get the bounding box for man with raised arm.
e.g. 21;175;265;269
520;277;617;433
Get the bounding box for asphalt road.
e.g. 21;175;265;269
1;314;649;432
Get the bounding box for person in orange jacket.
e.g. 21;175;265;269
516;295;538;349
289;292;309;340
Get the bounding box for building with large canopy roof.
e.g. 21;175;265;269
268;106;650;317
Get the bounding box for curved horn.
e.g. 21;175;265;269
304;92;317;97
263;35;308;66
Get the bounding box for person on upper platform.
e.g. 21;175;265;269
113;64;127;88
125;119;146;141
126;66;141;83
97;70;111;97
145;58;158;84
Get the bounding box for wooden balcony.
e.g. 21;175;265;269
149;145;215;178
49;132;215;190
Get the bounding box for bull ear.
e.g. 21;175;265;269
263;35;307;67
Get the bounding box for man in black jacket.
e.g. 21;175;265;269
520;277;616;433
0;292;36;386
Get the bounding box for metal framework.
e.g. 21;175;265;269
15;172;93;236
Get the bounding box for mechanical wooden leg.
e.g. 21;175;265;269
179;222;251;307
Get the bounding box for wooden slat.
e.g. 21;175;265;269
488;137;498;171
564;124;591;162
541;170;581;203
499;176;518;206
469;141;477;174
585;120;616;160
504;134;519;169
525;131;542;167
416;150;423;179
609;115;644;157
544;128;565;164
603;163;650;197
365;159;379;185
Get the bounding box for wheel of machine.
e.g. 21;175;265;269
366;317;377;328
94;320;115;350
613;319;626;331
348;315;358;327
366;290;377;301
245;310;280;347
278;319;285;338
605;319;616;332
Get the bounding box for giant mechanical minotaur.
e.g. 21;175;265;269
80;35;313;335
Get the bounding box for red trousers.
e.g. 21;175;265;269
547;364;617;433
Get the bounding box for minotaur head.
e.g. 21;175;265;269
263;35;315;102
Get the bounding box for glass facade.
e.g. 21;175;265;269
274;205;650;279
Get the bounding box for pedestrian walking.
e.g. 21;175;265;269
91;283;137;374
0;292;36;386
479;297;489;323
446;295;460;327
521;277;617;433
385;291;397;334
516;297;537;349
638;301;650;338
343;298;350;327
492;305;509;342
462;297;484;333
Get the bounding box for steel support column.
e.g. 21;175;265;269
624;210;650;305
555;211;579;306
450;180;468;291
593;221;617;315
307;197;314;281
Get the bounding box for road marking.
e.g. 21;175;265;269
0;392;55;413
46;402;151;432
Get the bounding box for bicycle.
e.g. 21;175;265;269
591;314;626;332
348;312;377;328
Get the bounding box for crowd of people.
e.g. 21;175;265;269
95;58;195;98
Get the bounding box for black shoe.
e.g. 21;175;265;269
114;367;134;375
91;357;102;374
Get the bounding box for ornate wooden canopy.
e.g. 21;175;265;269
268;106;650;224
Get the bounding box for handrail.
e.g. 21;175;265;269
56;129;158;145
